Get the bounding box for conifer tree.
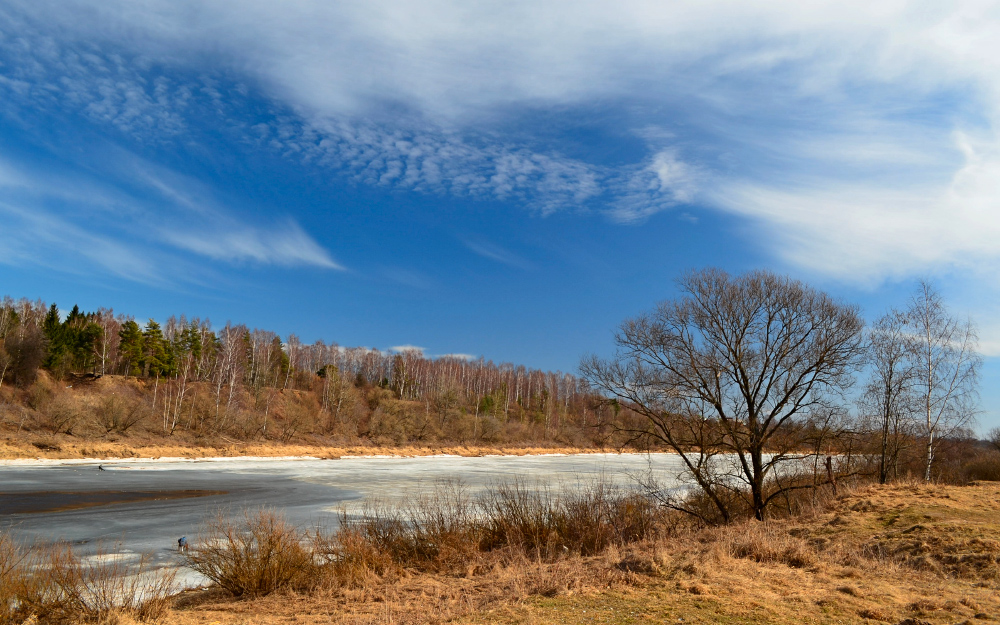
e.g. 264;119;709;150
41;303;66;373
142;320;174;377
62;305;101;373
118;320;143;377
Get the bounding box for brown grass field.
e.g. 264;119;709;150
142;480;1000;625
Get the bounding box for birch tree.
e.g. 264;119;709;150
906;282;981;481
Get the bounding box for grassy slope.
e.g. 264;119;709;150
165;481;1000;625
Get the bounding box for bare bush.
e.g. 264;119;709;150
37;395;85;435
331;477;664;580
0;535;175;624
331;480;480;574
94;392;147;434
185;508;318;598
556;482;661;555
478;480;558;556
0;533;24;622
60;545;177;622
322;524;396;587
963;452;1000;482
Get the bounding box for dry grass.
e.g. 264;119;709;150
477;479;662;557
185;479;663;601
159;480;1000;625
0;538;176;624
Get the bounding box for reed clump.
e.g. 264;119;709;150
184;478;665;599
0;534;175;624
336;478;664;574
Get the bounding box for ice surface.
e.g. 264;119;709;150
0;453;686;589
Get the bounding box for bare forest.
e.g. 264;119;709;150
0;296;614;451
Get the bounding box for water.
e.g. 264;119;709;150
0;453;687;586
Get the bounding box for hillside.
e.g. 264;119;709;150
0;372;611;460
0;298;627;459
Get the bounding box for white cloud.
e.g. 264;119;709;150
263;117;606;213
389;345;426;355
710;129;1000;284
609;150;702;223
4;0;1000;286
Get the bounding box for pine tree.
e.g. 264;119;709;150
142;320;174;377
42;303;66;373
62;305;101;373
118;320;143;377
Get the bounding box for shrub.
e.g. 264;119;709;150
0;533;23;622
333;480;480;573
94;391;147;434
37;394;85;435
185;509;318;598
477;478;662;557
338;478;664;571
478;480;559;556
0;534;175;624
56;544;177;622
962;453;1000;482
322;524;395;587
565;485;661;554
188;481;668;598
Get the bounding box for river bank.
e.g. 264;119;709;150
0;437;608;462
168;480;1000;625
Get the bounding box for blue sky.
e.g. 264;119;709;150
2;1;999;430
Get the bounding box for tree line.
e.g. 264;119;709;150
0;297;601;445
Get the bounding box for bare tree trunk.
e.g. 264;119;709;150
925;428;935;482
152;374;159;412
826;456;838;496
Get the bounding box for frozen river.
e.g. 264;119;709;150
0;453;686;584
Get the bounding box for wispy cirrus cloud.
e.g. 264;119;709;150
0;199;162;284
0;151;343;283
462;239;532;270
161;221;342;270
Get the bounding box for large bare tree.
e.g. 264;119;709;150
582;268;866;521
